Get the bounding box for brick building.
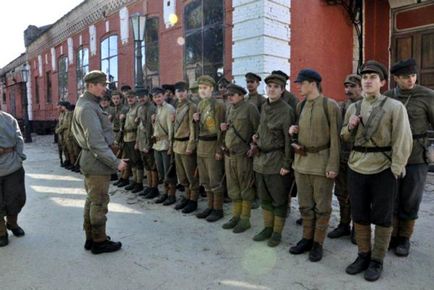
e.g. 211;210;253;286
0;0;433;133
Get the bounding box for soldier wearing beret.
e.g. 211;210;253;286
193;75;226;222
245;72;266;112
289;68;341;261
384;58;434;257
172;81;200;213
221;84;260;233
251;74;294;247
71;70;127;254
271;70;299;112
0;110;27;247
341;61;412;281
328;74;362;242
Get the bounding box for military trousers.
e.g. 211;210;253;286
175;153;199;192
83;175;110;242
396;163;428;220
154;150;176;185
348;168;397;227
197;156;224;196
334;161;351;225
0;167;26;220
141;150;157;171
295;171;334;242
255;172;290;217
225;154;255;202
123;141;143;169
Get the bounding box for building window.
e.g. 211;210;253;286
76;47;89;95
35;77;40;104
58;56;68;101
2;90;6;104
184;0;224;85
101;35;118;86
46;71;52;103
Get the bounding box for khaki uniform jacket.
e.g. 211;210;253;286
197;97;226;157
72;91;119;175
246;92;266;112
107;104;129;133
292;96;341;176
339;99;362;163
225;100;260;155
55;111;70;137
0;111;26;176
253;98;294;174
136;101;156;152
384;85;434;165
341;94;413;176
173;99;197;155
123;103;140;143
152;101;175;151
282;90;299;112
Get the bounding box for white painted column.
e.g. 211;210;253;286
232;0;291;94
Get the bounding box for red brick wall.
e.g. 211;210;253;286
291;1;354;101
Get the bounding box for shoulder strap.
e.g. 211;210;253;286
322;96;330;126
355;100;362;116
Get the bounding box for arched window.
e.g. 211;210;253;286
58;56;68;101
184;0;224;85
76;47;89;95
101;35;118;85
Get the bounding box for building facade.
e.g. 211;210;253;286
0;0;433;133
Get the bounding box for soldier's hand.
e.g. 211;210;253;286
348;115;361;130
151;114;156;123
185;149;193;155
168;147;173;155
118;159;128;171
108;115;113;122
215;153;223;160
134;143;138;150
142;148;149;154
119;114;125;120
280;168;290;176
252;134;259;144
134;117;140;123
220;123;229;131
193;112;200;122
326;171;337;179
289;125;299;136
170;113;176;123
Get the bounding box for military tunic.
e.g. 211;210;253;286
281;90;299;113
123;103;142;170
55;110;70;163
136;101;157;171
246;92;266;112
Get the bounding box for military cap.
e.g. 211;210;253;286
294;69;322;83
111;89;122;96
125;90;137;98
360;60;388;80
197;75;216;87
162;84;175;94
120;85;132;91
134;87;149;97
272;70;289;81
226;84;247;96
245;72;262;82
264;74;287;87
217;77;230;87
174;81;188;91
391;58;417;76
151;87;165;96
344;74;362;86
102;93;111;101
83;70;109;84
189;81;199;90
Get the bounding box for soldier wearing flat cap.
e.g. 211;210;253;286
341;60;412;281
217;77;231;102
384;58;434;257
250;74;294;247
71;70;127;254
188;81;201;105
271;70;299;112
172;81;200;213
220;84;260;233
289;68;341;262
328;74;362;242
192;75;226;222
162;84;177;107
245;72;266;112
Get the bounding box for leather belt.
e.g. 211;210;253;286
258;146;284;154
0;147;15;155
124;129;137;133
198;135;217;141
174;137;189;142
304;143;330;153
352;146;392;153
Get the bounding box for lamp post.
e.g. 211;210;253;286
21;65;32;143
130;13;146;92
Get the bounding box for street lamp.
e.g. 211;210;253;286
130;13;146;92
20;64;32;143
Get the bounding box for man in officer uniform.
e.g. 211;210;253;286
328;74;362;242
289;69;341;261
221;84;260;233
251;74;294;247
172;81;200;213
342;61;412;281
193;75;226;222
72;70;127;254
245;72;266;112
385;58;434;257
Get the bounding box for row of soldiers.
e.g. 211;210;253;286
71;58;433;282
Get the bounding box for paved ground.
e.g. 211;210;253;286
1;135;433;290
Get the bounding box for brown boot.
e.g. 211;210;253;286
253;209;274;241
268;216;285;247
197;192;214;219
222;201;241;229
207;194;224;222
